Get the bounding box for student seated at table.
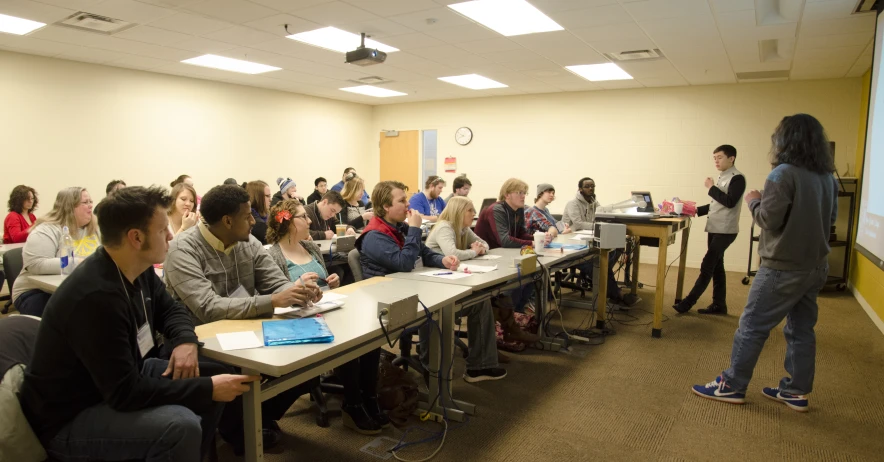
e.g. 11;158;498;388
304;190;355;241
246;180;272;245
4;184;38;244
167;182;200;236
307;176;327;204
474;178;536;312
526;183;570;237
331;167;370;203
19;186;256;462
409;175;446;222
104;179;126;196
338;174;373;231
563;177;638;307
444;175;471;203
12;187;100;317
426;196;520;381
272;177;306;207
164;184;322;453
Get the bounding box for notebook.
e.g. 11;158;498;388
262;317;335;346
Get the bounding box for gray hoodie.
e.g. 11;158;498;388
562;192;599;231
12;224;98;301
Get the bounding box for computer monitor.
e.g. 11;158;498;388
480;198;496;214
630;191;654;213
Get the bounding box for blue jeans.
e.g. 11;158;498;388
511;283;534;313
14;289;52;317
419;299;498;371
722;263;828;394
45;358;225;462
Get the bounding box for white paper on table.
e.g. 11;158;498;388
471;254;502;260
274;292;348;315
458;264;497;273
574;230;594;235
274;307;298;315
419;270;472;280
216;331;263;351
571;235;593;241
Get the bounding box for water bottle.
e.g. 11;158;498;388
533;231;546;251
60;226;75;276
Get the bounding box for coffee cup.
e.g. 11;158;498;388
674;202;684;215
335;224;347;236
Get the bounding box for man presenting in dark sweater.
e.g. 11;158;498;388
674;145;746;315
19;186;257;462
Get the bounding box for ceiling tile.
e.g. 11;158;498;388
570;22;649;43
0;0;76;24
185;0;278;24
107;54;172;70
138;0;204;7
510;31;606;65
423;23;499;43
800;15;876;37
290;1;379;26
382;32;447;50
455;37;522;54
797;31;873;50
250;38;349;66
86;0;176;23
148;12;231;35
637;75;689;87
203;25;281;46
56;45;129;63
388;7;471;30
802;0;860;21
546;4;633;29
623;0;711;22
530;0;620;13
847;53;872;77
594;79;644;90
728;60;792;73
617;59;684;79
171;36;238;54
25;0;101;10
794;45;865;65
247;0;334;12
0;33;74;56
336;18;415;38
361;64;429;81
266;69;339;85
408;44;486;67
114;25;193;46
244;13;321;35
384;51;459;74
709;0;754;14
587;37;659;55
640;13;720;47
342;0;437;17
716;10;797;41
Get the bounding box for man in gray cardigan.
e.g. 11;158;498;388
163;184;320;454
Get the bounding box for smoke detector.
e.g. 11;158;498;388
603;49;664;62
349;76;393;85
57;12;135;35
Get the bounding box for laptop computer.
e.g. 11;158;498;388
333;235;356;253
630;191;655;213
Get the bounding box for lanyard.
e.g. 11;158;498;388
116;267;149;325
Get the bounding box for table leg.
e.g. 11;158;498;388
242;367;263;462
675;226;690;302
631;243;641;295
425;304;469;421
596;250;608;329
653;238;667;338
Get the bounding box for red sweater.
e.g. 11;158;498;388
474;201;532;249
4;212;36;244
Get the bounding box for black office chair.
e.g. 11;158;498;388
2;247;24;314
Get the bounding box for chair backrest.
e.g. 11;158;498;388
552;214;563;221
479;198;496;214
347;249;363;282
3;248;24;294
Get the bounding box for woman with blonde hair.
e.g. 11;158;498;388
246;180;272;244
337;173;372;231
167;182;200;236
12;187;100;316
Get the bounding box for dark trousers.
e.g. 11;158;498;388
684;233;737;306
14;289;52;317
336;348;381;404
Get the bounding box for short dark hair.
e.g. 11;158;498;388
714;145;737;160
343;167;356;175
578;177;594;188
769;114;834;174
321;190;347;208
453;176;471;191
7;185;38;214
201;185;250;225
105;180;126;195
314;177;327;187
95;186;172;247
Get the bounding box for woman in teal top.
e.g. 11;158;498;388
266;200;340;290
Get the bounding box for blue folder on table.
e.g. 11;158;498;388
545;243;588;250
262;317;335;346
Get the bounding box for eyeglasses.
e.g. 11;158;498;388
293;214;308;221
79;200;94;206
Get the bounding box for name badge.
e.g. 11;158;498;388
137;322;154;358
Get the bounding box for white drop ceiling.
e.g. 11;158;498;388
0;0;876;105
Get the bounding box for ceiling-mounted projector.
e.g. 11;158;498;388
346;32;386;66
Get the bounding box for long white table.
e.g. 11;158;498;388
195;277;471;462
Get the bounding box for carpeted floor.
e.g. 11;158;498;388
4;263;883;461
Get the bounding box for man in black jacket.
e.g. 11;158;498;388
20;186;257;462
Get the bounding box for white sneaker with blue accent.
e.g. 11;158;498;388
762;387;808;412
691;375;746;404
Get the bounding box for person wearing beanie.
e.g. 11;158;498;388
525;183;570;237
223;178;238;186
271;177;305;207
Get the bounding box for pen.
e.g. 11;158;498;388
433;272;452;275
298;275;314;307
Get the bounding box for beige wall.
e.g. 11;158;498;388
372;79;863;270
0;50;373;209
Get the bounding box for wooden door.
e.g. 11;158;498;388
379;130;420;194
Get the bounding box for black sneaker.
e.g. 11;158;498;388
463;368;507;383
362;395;392;429
698;303;727;315
673;299;694;313
341;403;382;435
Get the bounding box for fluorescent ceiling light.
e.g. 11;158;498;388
0;13;46;35
287;27;398;53
566;63;633;81
448;0;562;37
340;85;407;97
181;54;281;74
438;74;507;90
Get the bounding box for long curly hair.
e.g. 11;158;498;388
266;199;305;245
7;185;38;214
769;114;835;174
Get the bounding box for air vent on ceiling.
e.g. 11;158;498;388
854;0;880;13
57;12;135;35
348;76;392;85
736;70;791;82
603;49;664;62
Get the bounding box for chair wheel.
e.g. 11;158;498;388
316;413;330;428
741;277;750;285
837;283;846;291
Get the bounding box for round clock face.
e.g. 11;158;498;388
455;127;472;145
